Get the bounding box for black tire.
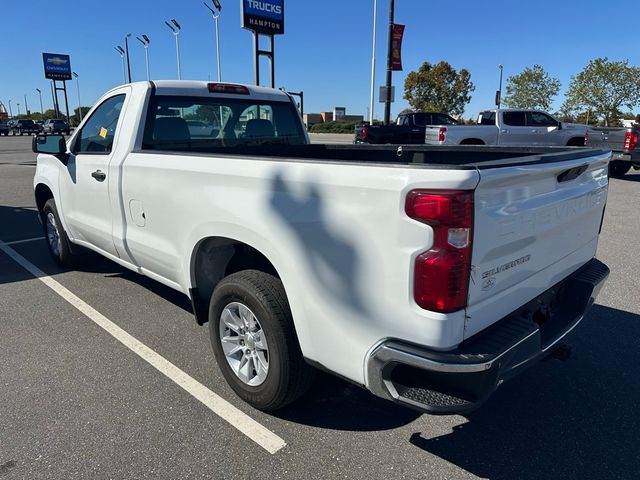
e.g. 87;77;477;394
42;198;83;267
609;161;631;178
209;270;314;411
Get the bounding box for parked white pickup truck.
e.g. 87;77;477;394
32;81;610;415
425;109;588;147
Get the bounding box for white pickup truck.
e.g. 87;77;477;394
425;109;588;147
32;81;610;415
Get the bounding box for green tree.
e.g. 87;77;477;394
403;61;475;116
71;106;92;126
563;57;640;126
503;65;560;111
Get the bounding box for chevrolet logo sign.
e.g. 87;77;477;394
47;57;68;65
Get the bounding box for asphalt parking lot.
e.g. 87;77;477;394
1;135;639;480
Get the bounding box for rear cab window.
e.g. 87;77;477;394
142;94;307;152
479;111;496;126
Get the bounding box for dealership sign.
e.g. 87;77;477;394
42;53;72;80
241;0;284;35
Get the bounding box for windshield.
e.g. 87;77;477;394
142;95;306;152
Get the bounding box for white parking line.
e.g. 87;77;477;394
0;240;287;455
4;236;44;246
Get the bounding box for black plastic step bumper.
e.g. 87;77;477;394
366;258;610;415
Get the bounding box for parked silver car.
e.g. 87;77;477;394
43;119;71;135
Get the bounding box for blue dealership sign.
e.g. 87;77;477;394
43;53;72;80
241;0;284;35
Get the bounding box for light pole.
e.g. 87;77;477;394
369;0;377;123
8;100;12;118
137;35;151;80
35;89;43;114
24;94;29;117
203;0;222;82
383;0;395;125
165;19;182;80
73;72;83;124
496;64;504;108
17;103;21;117
124;33;132;83
114;46;126;83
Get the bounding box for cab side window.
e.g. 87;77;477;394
502;111;527;126
74;95;125;154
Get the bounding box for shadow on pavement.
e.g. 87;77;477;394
0;205;43;243
616;172;640;182
408;304;640;480
274;371;421;431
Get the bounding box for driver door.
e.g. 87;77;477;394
59;92;128;257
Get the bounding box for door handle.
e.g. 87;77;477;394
91;170;106;182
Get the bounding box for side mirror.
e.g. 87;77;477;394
557;122;563;130
32;134;69;164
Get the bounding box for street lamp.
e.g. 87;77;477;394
496;64;504;108
369;0;377;123
17;103;21;117
114;46;126;83
35;89;43;115
165;19;182;80
8;100;13;118
124;33;132;83
203;0;222;82
73;72;83;124
137;34;151;81
24;94;29;117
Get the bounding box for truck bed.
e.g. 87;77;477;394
138;143;608;169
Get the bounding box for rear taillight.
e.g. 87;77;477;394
624;130;638;151
406;190;474;313
438;127;447;143
362;126;368;141
584;131;588;145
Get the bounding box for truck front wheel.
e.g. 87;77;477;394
209;270;314;411
42;199;84;267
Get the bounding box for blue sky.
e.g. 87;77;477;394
2;0;639;120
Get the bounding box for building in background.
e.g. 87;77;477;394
303;107;364;128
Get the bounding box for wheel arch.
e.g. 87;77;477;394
460;138;486;145
188;235;287;326
566;137;586;146
34;183;54;214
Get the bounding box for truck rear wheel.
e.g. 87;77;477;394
609;161;631;178
42;198;84;267
208;270;314;411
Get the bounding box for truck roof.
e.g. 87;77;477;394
109;80;291;103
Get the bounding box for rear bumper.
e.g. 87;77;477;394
366;258;609;415
612;151;640;166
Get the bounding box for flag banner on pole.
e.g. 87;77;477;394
391;24;405;71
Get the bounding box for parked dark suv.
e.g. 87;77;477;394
0;121;9;136
43;119;71;135
10;119;39;135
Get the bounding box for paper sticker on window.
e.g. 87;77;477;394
99;127;108;139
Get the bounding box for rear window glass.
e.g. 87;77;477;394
142;96;306;151
479;112;496;125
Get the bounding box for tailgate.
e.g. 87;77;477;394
465;150;609;338
587;128;625;151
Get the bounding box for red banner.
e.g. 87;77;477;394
391;24;405;71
